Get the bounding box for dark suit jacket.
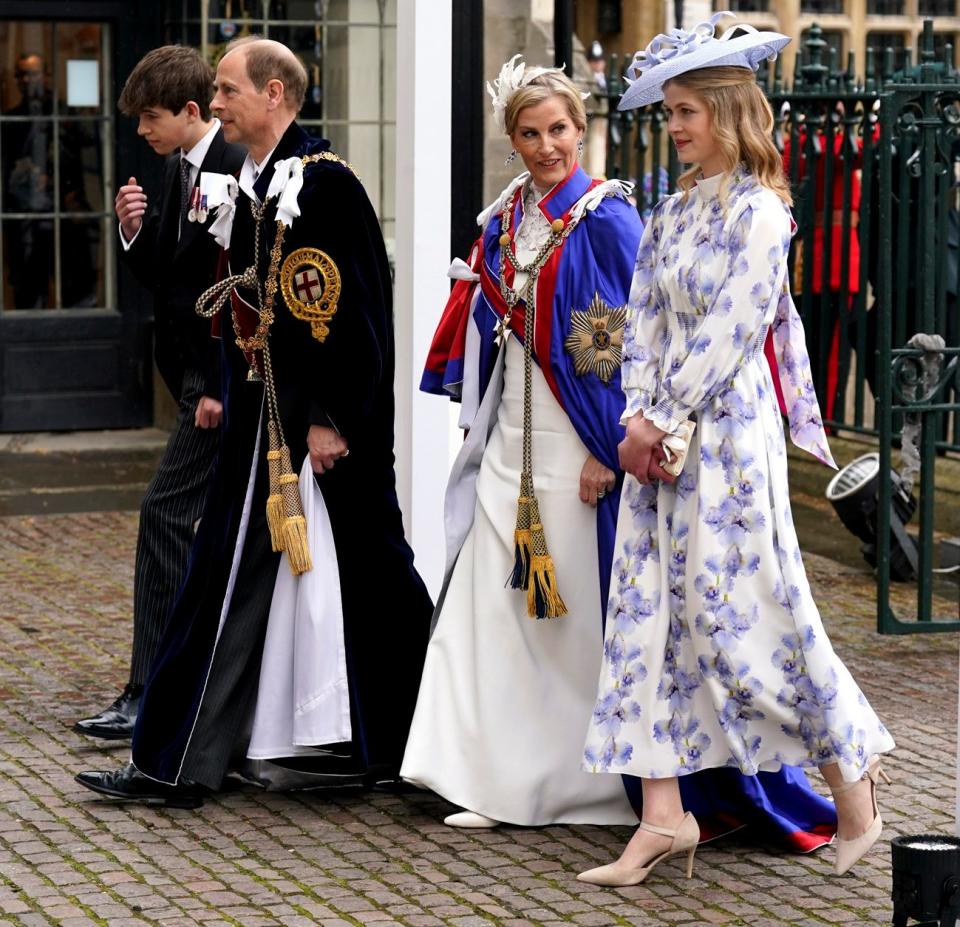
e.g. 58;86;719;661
121;127;245;400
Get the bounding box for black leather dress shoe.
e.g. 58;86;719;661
75;763;205;809
73;684;142;740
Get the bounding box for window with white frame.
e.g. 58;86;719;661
165;0;397;247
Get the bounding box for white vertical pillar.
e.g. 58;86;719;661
394;0;454;598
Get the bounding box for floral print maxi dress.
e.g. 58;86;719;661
583;169;895;785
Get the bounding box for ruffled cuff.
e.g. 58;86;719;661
619;387;652;426
644;394;693;436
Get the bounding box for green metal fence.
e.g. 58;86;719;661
598;21;960;633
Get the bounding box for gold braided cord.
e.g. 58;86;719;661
194;200;312;575
498;196;574;619
192;147;363;570
300;150;361;180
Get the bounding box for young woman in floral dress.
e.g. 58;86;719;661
580;14;894;885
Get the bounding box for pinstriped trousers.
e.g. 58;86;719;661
129;370;220;686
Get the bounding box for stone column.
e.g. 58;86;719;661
778;0;801;84
849;0;866;77
394;0;455;597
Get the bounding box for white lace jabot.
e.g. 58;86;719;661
514;182;553;262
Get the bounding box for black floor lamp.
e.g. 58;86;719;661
892;835;960;926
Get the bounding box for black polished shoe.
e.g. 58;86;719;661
73;684;142;740
75;763;205;809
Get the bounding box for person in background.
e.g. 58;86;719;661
2;53;54;308
783;100;869;425
582;40;609;178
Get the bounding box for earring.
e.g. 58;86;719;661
505;149;517;166
577;137;584;159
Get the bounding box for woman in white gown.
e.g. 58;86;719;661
403;55;839;843
402;60;641;828
579;15;894;886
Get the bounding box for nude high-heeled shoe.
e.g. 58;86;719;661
577;812;700;887
832;758;892;875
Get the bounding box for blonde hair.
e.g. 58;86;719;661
664;66;791;205
503;71;587;136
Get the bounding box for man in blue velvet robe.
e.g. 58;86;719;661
76;38;432;806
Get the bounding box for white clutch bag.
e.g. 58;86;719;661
660;420;696;477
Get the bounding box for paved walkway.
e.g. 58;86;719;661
0;510;957;927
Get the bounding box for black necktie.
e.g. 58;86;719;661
178;156;191;234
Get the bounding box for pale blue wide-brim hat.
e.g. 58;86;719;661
619;11;791;111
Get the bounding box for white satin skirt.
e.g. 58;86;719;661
247;459;351;760
400;338;636;825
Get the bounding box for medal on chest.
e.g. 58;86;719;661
564;292;627;383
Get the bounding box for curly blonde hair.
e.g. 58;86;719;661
664;66;791;205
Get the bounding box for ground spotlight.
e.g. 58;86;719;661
891;834;960;926
825;452;917;582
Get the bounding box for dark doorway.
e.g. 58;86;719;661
0;1;159;432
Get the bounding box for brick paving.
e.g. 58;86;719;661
0;510;956;926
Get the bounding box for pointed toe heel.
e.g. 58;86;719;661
577;812;700;887
832;758;889;876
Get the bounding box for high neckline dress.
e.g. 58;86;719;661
583;169;895;782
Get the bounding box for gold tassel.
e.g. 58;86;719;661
525;499;567;619
282;511;311;575
278;447;312;575
509;472;533;590
265;421;285;552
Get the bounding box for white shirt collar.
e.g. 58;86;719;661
182;118;220;171
239;145;278;205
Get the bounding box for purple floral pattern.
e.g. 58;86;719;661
585;168;894;782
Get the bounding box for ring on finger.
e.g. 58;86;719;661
597;489;606;498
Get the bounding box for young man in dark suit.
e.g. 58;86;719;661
74;46;245;741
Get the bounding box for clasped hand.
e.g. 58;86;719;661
308;424;349;474
618;413;676;486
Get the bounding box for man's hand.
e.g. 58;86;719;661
579;453;616;507
307;425;349;474
194;396;222;429
115;175;147;242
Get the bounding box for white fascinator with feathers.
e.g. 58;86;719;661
486;54;590;133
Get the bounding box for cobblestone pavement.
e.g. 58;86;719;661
0;511;957;927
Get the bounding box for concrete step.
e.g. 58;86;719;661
0;430;166;516
787;432;960;538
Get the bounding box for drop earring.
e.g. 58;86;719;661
505;149;517;166
577;137;584;159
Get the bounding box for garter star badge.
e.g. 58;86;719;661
564;292;626;383
279;247;341;342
